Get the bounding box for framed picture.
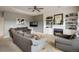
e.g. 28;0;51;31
30;21;38;27
54;14;63;25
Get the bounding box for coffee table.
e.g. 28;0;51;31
31;39;48;52
31;32;62;52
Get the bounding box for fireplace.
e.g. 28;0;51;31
54;28;76;39
54;28;63;36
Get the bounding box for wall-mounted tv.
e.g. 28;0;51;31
30;21;38;27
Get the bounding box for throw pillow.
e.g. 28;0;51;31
24;33;33;38
17;30;24;35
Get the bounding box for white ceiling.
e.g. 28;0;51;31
0;6;45;16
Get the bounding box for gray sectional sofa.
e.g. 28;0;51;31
55;37;79;52
9;27;32;52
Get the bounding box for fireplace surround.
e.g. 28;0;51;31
54;28;76;39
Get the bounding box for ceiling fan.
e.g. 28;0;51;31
28;6;43;12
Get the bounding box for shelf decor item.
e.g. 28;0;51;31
46;16;53;28
16;18;25;25
54;13;63;25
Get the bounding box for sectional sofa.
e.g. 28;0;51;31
9;27;32;52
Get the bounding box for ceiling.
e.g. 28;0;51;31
0;6;45;16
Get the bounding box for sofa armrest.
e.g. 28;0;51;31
23;36;33;45
55;38;72;46
72;40;79;49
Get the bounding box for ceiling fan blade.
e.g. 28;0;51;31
28;8;33;9
32;9;35;12
28;6;44;12
39;8;43;9
36;9;40;12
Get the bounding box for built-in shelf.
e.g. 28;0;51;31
65;13;78;30
45;16;53;28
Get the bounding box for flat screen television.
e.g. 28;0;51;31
30;21;38;27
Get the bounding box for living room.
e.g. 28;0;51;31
0;6;79;52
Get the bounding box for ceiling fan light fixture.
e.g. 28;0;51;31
28;6;43;12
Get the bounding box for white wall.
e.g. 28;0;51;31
43;6;79;35
31;15;43;33
4;12;33;37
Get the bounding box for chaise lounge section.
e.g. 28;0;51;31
9;27;32;52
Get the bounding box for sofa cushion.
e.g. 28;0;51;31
17;30;24;35
24;33;33;38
